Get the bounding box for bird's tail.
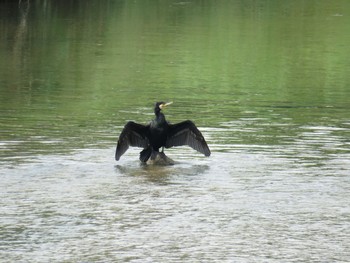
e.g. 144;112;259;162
139;147;152;163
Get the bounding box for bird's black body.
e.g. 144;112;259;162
115;102;211;163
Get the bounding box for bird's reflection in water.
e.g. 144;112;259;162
115;161;210;185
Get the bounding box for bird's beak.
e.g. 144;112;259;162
160;101;173;109
164;101;173;107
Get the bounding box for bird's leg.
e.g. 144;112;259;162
161;147;164;153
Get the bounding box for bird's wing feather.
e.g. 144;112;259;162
115;121;149;160
165;120;210;156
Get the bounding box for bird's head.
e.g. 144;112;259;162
154;101;173;113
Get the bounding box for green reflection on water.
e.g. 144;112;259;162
0;0;349;161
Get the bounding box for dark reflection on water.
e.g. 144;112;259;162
1;0;350;262
116;162;210;184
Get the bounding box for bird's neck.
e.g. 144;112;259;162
154;111;166;124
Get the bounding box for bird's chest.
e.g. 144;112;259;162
150;126;167;138
150;123;168;144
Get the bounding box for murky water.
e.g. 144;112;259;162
1;1;350;262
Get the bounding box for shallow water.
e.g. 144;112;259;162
1;1;350;262
1;145;349;262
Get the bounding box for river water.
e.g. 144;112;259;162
1;1;350;262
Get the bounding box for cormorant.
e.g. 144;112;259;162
115;102;210;163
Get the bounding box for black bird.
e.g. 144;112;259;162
115;102;210;163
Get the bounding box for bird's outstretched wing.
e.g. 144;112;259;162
115;121;149;160
165;120;211;156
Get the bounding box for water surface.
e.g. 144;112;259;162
1;1;350;262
